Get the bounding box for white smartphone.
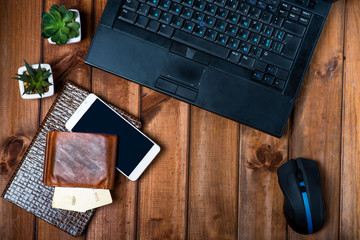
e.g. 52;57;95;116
65;93;160;181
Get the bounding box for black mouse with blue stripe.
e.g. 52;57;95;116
277;158;325;234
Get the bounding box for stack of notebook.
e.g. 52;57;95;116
1;81;141;237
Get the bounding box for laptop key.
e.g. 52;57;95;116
147;0;159;7
204;29;218;41
170;3;183;15
225;0;239;11
251;71;264;81
273;79;285;90
205;3;218;15
216;34;229;46
160;12;173;24
135;15;149;28
227;37;240;50
239;42;251;54
239;55;255;69
216;8;229;19
248;7;261;20
282;20;306;37
226;25;238;36
260;51;293;70
289;13;299;22
173;30;230;59
149;8;162;19
214;20;227;32
260;12;272;24
299;17;309;25
261;25;274;37
228;51;241;63
158;24;175;37
249;46;262;58
181;7;194;19
249;33;261;45
266;65;278;75
239;16;251;29
183;20;195;32
171;16;184;28
119;9;138;24
194;0;207;11
237;3;250;15
159;0;171;10
259;37;271;49
263;74;275;85
183;0;195;7
281;33;301;59
270;16;283;28
137;3;150;15
254;60;267;71
146;20;160;32
193;25;206;37
271;41;283;54
193;12;205;22
214;0;226;7
123;0;140;11
204;16;216;27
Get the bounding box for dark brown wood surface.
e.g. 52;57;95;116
0;0;357;239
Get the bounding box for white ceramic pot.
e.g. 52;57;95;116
48;9;81;44
18;64;54;99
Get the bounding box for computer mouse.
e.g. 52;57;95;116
277;158;325;234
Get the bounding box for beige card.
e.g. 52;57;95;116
52;187;112;212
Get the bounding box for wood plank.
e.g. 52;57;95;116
341;0;360;239
37;1;93;239
238;126;288;240
137;89;189;239
289;1;345;239
0;0;43;239
188;108;239;239
83;0;140;238
86;71;140;240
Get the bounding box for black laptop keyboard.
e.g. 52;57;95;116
117;0;312;91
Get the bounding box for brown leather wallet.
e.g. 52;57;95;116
43;131;118;189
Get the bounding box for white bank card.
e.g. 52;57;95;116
52;187;112;212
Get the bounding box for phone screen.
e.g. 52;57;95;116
71;99;154;176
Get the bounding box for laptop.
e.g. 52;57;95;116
85;0;337;137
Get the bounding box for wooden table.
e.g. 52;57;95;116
0;0;358;239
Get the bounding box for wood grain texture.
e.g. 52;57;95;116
0;0;42;239
188;108;239;240
85;0;140;238
341;0;360;239
137;89;189;240
238;126;288;240
36;1;93;239
289;1;345;239
1;0;358;239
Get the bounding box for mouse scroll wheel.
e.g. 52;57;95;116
296;169;304;182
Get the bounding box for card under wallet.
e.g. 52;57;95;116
52;187;113;212
43;131;118;189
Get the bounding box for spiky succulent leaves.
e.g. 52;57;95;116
41;5;80;45
14;60;52;97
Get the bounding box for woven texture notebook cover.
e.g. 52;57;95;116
1;81;141;237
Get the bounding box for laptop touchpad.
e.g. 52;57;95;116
160;53;206;88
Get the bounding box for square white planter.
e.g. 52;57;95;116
18;64;54;99
48;9;81;44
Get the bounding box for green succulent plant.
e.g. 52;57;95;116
14;60;52;97
41;5;80;45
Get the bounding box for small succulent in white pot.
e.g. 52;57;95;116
14;60;54;99
41;5;81;45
